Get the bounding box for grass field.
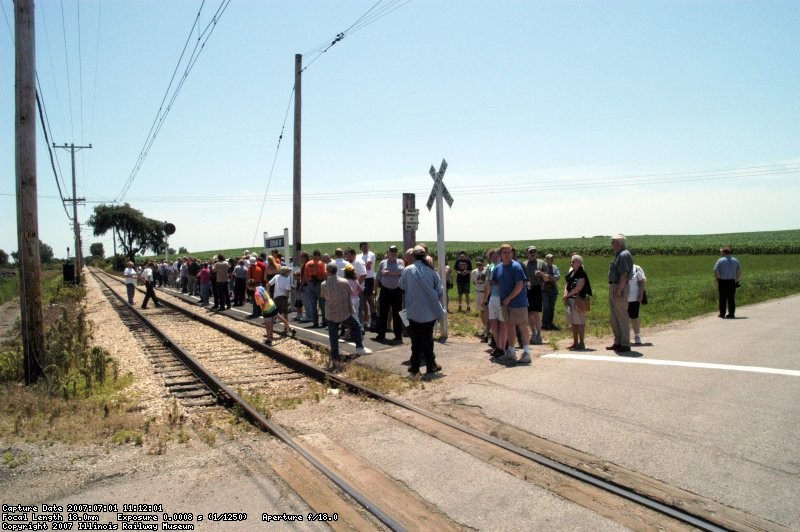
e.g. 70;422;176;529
446;254;800;341
149;229;800;264
0;269;62;307
132;231;800;341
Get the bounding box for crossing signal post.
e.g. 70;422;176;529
427;159;453;340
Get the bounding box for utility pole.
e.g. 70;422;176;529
292;54;302;266
15;0;43;384
55;143;91;283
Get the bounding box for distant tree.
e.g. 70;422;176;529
88;204;166;262
39;241;54;263
89;243;105;259
10;251;18;264
168;248;176;256
178;246;188;254
0;249;8;266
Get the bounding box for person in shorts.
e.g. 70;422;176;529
628;264;646;345
454;250;473;312
254;282;294;345
471;260;489;341
492;244;531;364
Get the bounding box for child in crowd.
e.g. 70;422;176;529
269;266;293;321
253;283;295;345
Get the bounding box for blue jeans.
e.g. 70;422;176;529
199;283;210;304
307;281;321;325
542;289;557;327
327;316;363;361
126;283;135;304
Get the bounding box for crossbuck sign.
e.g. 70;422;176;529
427;159;453;211
426;158;453;340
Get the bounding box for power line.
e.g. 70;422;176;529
251;86;296;246
301;0;413;72
59;0;75;140
34;161;794;205
34;83;73;221
114;0;231;202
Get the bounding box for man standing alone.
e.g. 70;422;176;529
714;246;741;318
607;234;633;353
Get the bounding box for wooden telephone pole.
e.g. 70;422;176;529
15;0;44;384
292;54;302;266
55;143;91;283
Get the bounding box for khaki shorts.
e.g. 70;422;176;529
566;298;585;325
507;306;528;326
475;291;487;311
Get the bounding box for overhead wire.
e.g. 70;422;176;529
114;0;207;202
59;0;75;140
35;75;73;221
248;0;415;242
4;0;71;221
301;0;412;72
61;162;799;205
115;0;232;202
88;0;102;144
251;86;296;247
0;0;12;39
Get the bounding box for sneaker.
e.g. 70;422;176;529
499;349;516;362
374;334;386;342
606;344;620;350
326;361;344;373
532;335;543;345
490;347;505;358
577;342;585;350
355;347;372;356
408;372;422;381
518;353;532;364
480;336;489;343
427;364;442;373
466;306;471;312
634;335;642;345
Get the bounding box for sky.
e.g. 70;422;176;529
2;0;799;260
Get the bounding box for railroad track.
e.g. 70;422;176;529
92;268;786;531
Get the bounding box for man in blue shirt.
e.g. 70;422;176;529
714;246;742;318
492;244;531;364
399;246;444;378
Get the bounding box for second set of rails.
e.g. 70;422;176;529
92;268;782;532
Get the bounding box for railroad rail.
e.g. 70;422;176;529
93;268;784;531
91;269;405;531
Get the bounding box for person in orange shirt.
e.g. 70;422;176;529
247;257;264;318
302;249;327;327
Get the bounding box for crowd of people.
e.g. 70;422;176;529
121;237;741;376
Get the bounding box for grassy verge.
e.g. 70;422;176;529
446;254;800;342
0;276;162;450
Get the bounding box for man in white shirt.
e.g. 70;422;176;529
123;261;138;304
627;264;647;345
360;242;377;328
